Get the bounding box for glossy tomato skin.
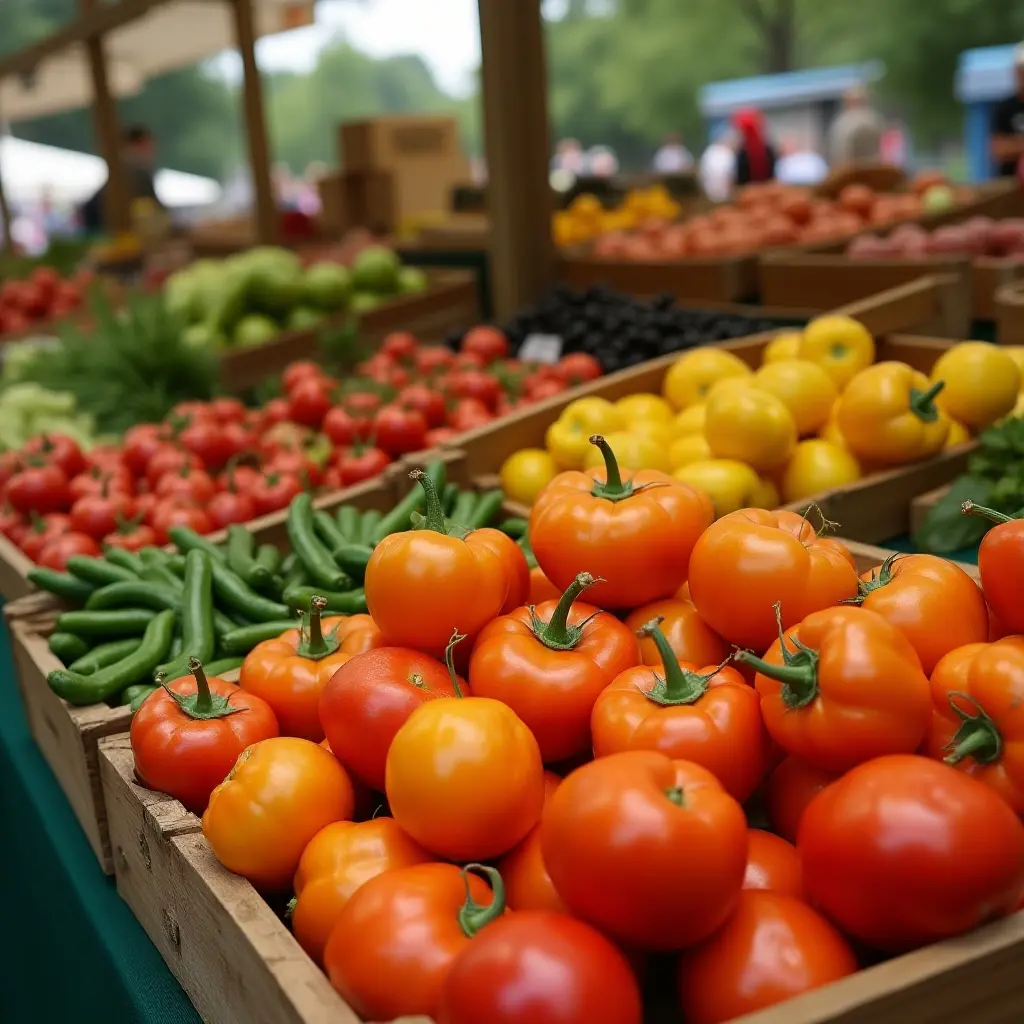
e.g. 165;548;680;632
131;675;279;814
689;509;859;651
145;446;202;489
976;517;1024;633
69;466;134;501
282;359;325;391
625;598;729;668
398;384;447;428
321;406;359;446
497;773;566;913
542;752;748;950
381;331;420;362
249;471;303;515
20;512;72;561
203;737;355;892
38;532;101;570
555;352;602;385
154;466;217;504
103;522;158;551
291;818;433;965
207;489;257;529
23;433;85;478
799;754;1024;952
319;646;462;791
468;528;530;612
122;424;167;476
336;446;391;486
323;863;502;1021
150;501;212;543
460;325;510;363
373;404;428;456
287;376;334;428
677;891;857;1024
437;911;642;1024
744;829;803;899
6;463;70;515
69;491;136;540
764;756;838;843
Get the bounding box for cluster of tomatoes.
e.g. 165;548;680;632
123;438;1024;1024
0;265;92;338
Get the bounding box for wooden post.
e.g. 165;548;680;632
477;0;555;319
80;0;132;235
231;0;277;245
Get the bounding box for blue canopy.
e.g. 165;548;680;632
956;45;1018;103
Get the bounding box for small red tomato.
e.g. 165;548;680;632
132;492;159;524
453;351;486;371
69;492;136;541
103;520;158;551
449;370;501;410
322;407;359;446
0;451;23;490
288;377;334;428
415;346;455;375
219;464;264;493
264;449;325;490
743;829;803;899
179;418;235;471
207;489;257;528
154;466;217;504
425;427;459;446
208;397;247;423
122;423;169;477
554;352;602;385
344;391;384;418
23;433;86;479
337;446;391;486
527;378;568;401
250;472;304;516
146;446;202;489
69;467;134;502
6;463;71;515
84;444;126;473
448;398;493;432
38;531;102;570
21;512;73;561
262;397;292;425
150;501;213;543
282;360;326;391
381;331;420;362
0;505;26;542
398;385;447;428
460;325;510;363
373;404;428;457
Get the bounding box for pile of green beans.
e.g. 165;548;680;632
32;460;511;709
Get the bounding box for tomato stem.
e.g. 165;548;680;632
444;628;465;698
638;618;724;705
735;602;819;709
295;596;340;659
908;379;944;423
532;572;598;650
944;690;1003;766
191;658;213;714
410;469;447;532
457;863;506;937
961;500;1017;525
588;435;633;501
846;552;900;604
158;658;240;721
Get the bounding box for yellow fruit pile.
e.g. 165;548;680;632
552;186;682;248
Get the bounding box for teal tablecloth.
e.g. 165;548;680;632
0;606;199;1023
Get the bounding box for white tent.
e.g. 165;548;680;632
0;135;221;208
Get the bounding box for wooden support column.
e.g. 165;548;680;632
477;0;556;319
80;0;132;235
231;0;276;245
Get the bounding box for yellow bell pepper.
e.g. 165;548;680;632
561;396;624;434
1001;345;1024;385
582;431;670;473
500;449;559;505
945;419;971;448
615;393;675;425
780;439;861;503
668;433;713;470
629;419;675;449
704;387;797;472
546;396;624;469
753;359;838;437
673;459;777;518
799;315;876;391
836;361;950;465
930;342;1020;431
672;403;706;436
818;405;849;450
762;331;802;364
662;347;753;410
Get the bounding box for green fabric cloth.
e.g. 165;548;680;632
0;603;199;1024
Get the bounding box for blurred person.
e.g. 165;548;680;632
652;132;694;174
775;135;828;185
828;86;884;168
699;128;736;202
297;162;327;216
732;108;776;186
991;43;1024;177
81;124;162;234
586;145;619;177
880;121;907;168
39;186;74;242
272;162;300;211
551;138;585;175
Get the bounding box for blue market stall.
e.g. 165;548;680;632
956;44;1018;182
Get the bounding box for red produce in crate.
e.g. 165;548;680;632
288;376;334;428
381;331;419;362
21;513;73;561
150;501;213;544
103;519;158;552
336;446;391;486
460;325;510;363
249;471;304;516
398;385;447;429
373;404;428;457
23;433;86;479
38;532;102;570
145;446;203;489
6;463;71;515
70;491;137;541
207;488;257;529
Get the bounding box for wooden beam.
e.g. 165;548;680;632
231;0;277;245
477;0;555;318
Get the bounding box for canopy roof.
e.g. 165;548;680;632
956;44;1019;104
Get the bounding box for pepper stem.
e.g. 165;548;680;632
410;469;447;533
734;602;819;709
909;380;945;422
943;691;1002;766
444;628;465;698
638;618;722;705
159;658;240;721
588;435;634;501
532;572;598;650
295;596;340;660
961;500;1017;525
457;864;506;937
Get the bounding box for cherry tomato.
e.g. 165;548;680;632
20;512;72;561
744;829;803;899
262;396;292;425
0;451;22;490
38;531;102;570
449;369;501;410
447;397;494;431
344;391;384;418
249;472;304;516
554;352;602;385
69;491;136;541
336;446;391;486
154;466;217;504
372;403;428;457
6;463;71;515
288;376;334;428
438;911;642;1024
264;449;324;490
23;433;85;478
178;417;236;471
381;331;420;362
103;520;158;551
764;756;838;844
460;325;510;363
122;423;169;477
282;359;326;391
0;505;26;543
799;754;1024;951
322;406;361;446
677;891;857;1024
415;346;455;375
69;466;134;502
145;446;203;489
207;489;257;529
203;737;355;892
425;426;459;446
208;397;247;423
398;384;447;428
454;351;486;371
83;444;126;473
150;501;213;544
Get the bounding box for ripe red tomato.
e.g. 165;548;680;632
448;398;493;432
344;391;384;418
38;531;102;570
0;505;26;543
415;346;455;375
288;377;334;428
169;400;215;422
381;331;419;362
527;378;568;402
69;492;136;541
208;397;247;423
207;489;257;528
6;463;71;515
264;449;324;490
373;404;428;457
23;433;86;479
437;912;642;1024
69;466;134;502
453;351;486;371
425;427;458;446
676;891;857;1024
554;352;602;385
145;446;202;489
799;754;1024;951
337;446;391;486
744;829;803;899
262;397;291;426
0;451;22;490
764;756;838;844
154;467;217;504
398;385;447;428
21;513;72;561
178;418;235;471
122;423;169;476
83;444;126;473
103;520;158;551
460;326;510;363
249;472;304;516
150;501;213;544
449;370;501;410
322;407;360;446
282;360;325;391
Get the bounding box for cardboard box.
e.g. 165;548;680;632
339;115;461;174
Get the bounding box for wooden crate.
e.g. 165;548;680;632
95;539;1024;1024
218;271;479;392
996;279;1024;346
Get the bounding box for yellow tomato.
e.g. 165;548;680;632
672;403;706;436
818;406;849;450
668;433;713;470
499;448;559;505
780;439;862;503
705;375;756;402
798;315;876;390
753;359;838;436
930;342;1020;431
945;419;971;448
629;419;674;448
673;459;776;518
1001;346;1024;386
615;393;675;425
1003;392;1024;422
582;431;670;473
704;387;797;472
762;331;802;364
750;475;781;510
662;347;753;410
560;396;624;434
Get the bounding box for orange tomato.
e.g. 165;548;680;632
239;604;380;740
676;891;857;1024
740;606;932;773
744;829;803;899
497;773;566;913
688;509;859;651
530;435;713;609
469;573;640;762
591;620;769;802
764;756;838;843
542;751;748;950
854;553;988;674
528;564;561;604
472;527;530;612
292;817;433;964
202;737;354;891
624;597;728;667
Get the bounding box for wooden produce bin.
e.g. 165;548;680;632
94;538;1024;1024
218;270;479;392
449;279;973;545
996;279;1024;346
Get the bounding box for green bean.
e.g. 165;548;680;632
49;632;90;663
370;460;446;542
85;582;180;613
467;490;504;530
313;510;348;555
205;656;245;676
450;489;478;527
336;505;360;541
220;620;298;655
227;525;273;591
102;548;145;575
255;544;282;577
210;559;291;622
68;638;142;675
166;525;227;564
282;585;367;616
56;608;157;639
180;550;216;664
334;544;373;583
359;509;383;546
286;493;347;590
66;556;137;587
48;610;177;705
28;569;94;604
498;517;529;539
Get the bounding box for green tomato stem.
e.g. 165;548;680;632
534;572;597;650
457;864;506;937
444;628;465;699
411;469;447;533
961;500;1017;525
588;435;632;501
639;618;716;705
